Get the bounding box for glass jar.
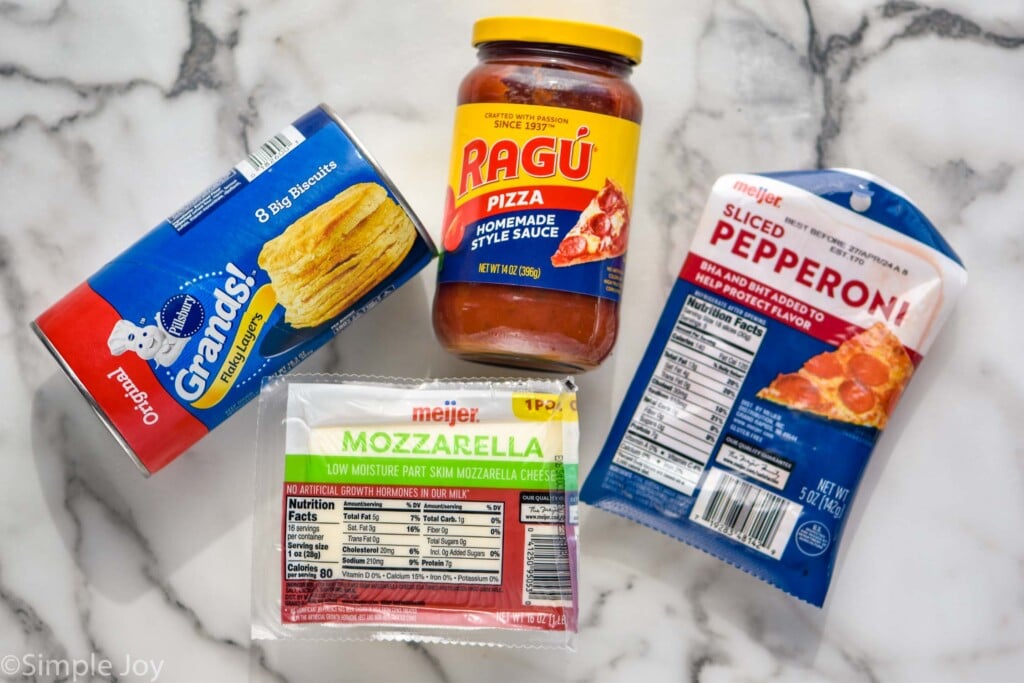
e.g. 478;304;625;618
432;17;643;372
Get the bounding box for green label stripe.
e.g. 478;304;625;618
285;454;578;491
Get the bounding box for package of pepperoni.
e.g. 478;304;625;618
581;169;967;606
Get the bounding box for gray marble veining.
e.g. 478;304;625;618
2;1;1022;681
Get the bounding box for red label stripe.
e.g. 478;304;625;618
680;254;923;364
35;282;209;473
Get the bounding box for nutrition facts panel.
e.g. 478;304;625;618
612;295;766;496
284;497;504;585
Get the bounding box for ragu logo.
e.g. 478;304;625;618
458;126;594;197
411;400;480;426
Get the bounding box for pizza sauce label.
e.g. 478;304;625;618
581;170;967;606
437;103;640;301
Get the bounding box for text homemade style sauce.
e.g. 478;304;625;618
433;17;643;372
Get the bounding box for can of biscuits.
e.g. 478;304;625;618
32;105;436;475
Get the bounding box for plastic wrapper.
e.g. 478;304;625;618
581;169;967;606
252;375;580;648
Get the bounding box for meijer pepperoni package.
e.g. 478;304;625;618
251;376;580;648
581;169;967;606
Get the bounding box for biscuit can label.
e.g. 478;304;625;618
581;170;967;606
437;103;640;301
33;106;436;474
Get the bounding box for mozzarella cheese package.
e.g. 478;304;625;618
581;169;967;606
251;375;580;648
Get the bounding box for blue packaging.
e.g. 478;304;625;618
34;105;436;474
581;170;967;605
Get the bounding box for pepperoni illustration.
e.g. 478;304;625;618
588;212;611;236
557;235;587;258
839;379;875;414
773;375;821;408
804;353;843;379
848;353;889;386
599;184;626;213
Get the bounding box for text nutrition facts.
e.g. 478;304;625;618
612;295;766;495
284;497;505;586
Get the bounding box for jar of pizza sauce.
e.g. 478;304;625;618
432;17;643;372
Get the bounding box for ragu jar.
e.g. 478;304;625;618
432;17;643;372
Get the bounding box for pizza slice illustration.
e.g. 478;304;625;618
757;322;913;429
551;178;629;267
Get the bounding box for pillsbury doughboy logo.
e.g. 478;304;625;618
106;293;204;368
107;319;191;367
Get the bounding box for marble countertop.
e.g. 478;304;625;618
3;1;1023;681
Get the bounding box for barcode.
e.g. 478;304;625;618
522;525;572;606
235;125;304;181
690;468;801;558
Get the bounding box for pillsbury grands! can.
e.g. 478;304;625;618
33;105;436;475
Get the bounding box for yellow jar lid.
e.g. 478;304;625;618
472;16;643;65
